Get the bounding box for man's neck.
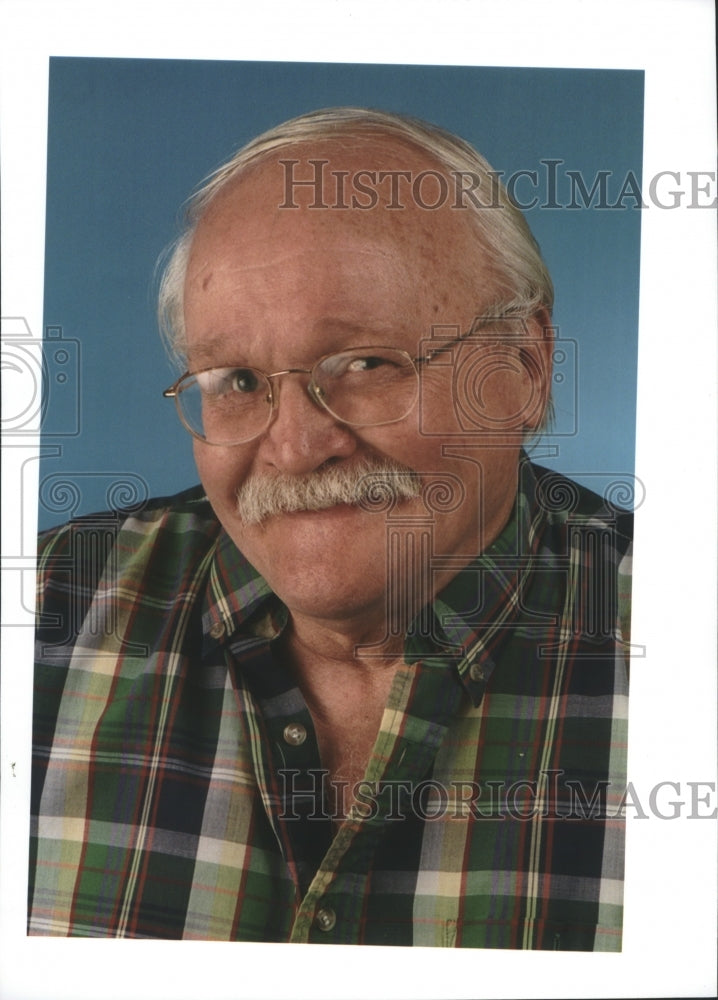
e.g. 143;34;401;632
279;609;406;678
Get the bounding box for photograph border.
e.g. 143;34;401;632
1;2;716;999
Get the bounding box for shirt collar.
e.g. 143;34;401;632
408;456;544;705
202;529;286;653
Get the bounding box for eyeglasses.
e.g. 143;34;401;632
163;319;516;446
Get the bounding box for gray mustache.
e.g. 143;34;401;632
235;458;422;524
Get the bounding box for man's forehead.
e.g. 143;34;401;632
184;133;490;338
187;140;484;301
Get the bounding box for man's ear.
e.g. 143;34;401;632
518;307;554;432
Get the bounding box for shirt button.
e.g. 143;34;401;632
283;723;307;746
469;661;485;683
209;621;226;639
314;906;336;932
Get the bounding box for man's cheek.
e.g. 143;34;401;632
415;377;467;437
193;444;247;505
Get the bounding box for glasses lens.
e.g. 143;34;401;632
176;366;272;444
313;348;419;426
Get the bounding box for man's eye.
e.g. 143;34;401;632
345;356;389;373
229;369;261;393
195;368;262;396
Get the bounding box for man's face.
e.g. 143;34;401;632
183;139;548;636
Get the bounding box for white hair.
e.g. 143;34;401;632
157;107;554;367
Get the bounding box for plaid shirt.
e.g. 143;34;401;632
29;458;631;949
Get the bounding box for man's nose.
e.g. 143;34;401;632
258;373;358;475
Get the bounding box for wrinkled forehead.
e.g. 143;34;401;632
186;136;490;308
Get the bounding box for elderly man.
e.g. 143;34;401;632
30;108;631;949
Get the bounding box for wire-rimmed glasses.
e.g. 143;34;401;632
163;345;429;447
163;318;520;446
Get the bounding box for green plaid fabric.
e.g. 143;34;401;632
29;458;631;949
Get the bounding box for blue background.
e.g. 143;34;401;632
39;58;643;528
